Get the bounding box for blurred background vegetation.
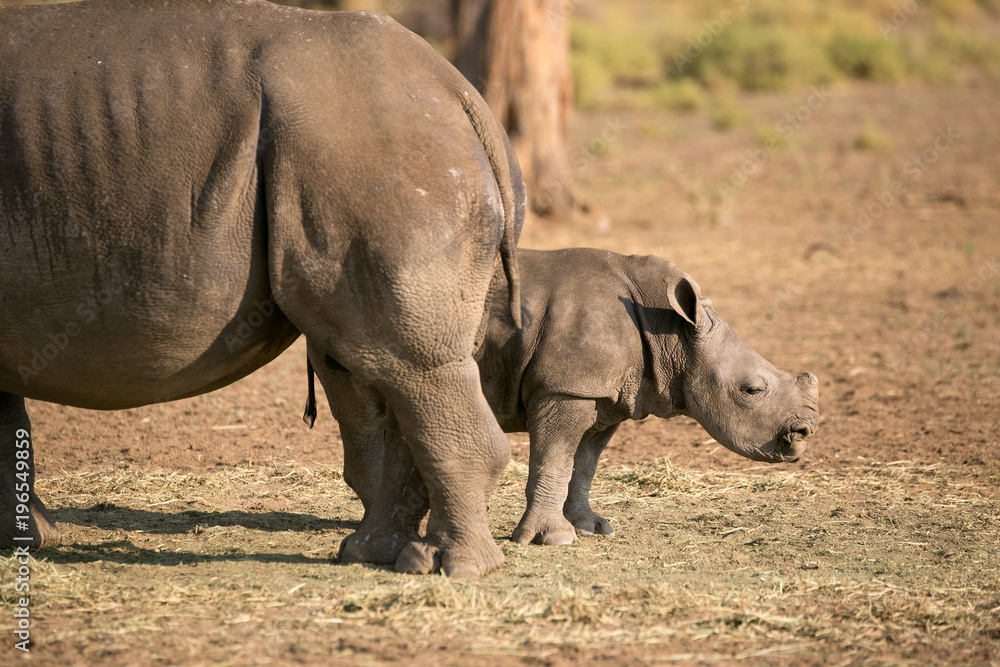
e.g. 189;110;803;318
5;0;999;215
566;0;1000;110
6;0;999;108
274;2;1000;103
274;1;1000;107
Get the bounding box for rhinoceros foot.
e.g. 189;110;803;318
0;492;61;549
511;512;577;546
395;538;504;579
566;507;615;537
337;526;415;566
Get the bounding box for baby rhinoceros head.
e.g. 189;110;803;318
666;276;819;463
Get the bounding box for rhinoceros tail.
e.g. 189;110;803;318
392;19;523;327
450;82;524;329
499;224;521;330
303;357;317;428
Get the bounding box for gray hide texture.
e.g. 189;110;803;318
308;248;819;546
0;0;525;578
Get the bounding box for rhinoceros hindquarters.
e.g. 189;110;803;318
253;12;523;577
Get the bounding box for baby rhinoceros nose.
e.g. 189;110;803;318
789;424;813;441
780;425;812;460
798;372;819;387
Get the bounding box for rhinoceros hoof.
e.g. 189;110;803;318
0;495;61;549
511;515;578;546
512;528;576;546
394;541;441;575
568;511;615;537
337;528;411;566
395;539;503;578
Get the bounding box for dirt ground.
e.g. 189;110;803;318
5;79;1000;664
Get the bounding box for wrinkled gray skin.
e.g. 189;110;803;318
310;248;819;546
0;0;526;578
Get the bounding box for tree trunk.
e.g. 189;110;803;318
453;0;575;218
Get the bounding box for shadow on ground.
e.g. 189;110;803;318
52;505;356;534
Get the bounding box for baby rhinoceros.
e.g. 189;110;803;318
475;248;819;545
307;248;819;547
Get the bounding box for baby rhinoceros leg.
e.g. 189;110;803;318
562;426;618;536
514;398;602;546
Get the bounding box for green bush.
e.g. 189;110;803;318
572;50;615;109
569;0;1000;110
927;19;1000;75
853;122;894;151
709;93;751;130
684;23;800;91
827;33;905;81
571;16;662;108
641;78;708;112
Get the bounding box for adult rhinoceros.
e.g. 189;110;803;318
0;0;524;578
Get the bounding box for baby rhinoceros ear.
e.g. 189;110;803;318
665;275;704;328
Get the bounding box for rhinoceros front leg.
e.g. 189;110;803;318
0;393;60;548
513;397;599;546
563;425;619;536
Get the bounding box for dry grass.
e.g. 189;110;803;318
2;459;997;664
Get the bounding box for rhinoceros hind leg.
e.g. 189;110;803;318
306;341;386;515
562;425;618;539
0;394;61;549
381;360;508;579
336;411;427;565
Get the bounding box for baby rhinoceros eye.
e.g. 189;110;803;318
741;383;765;396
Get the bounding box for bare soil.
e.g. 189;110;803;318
3;79;999;665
